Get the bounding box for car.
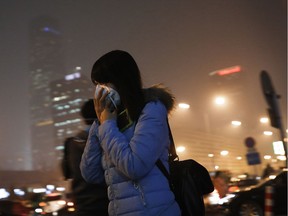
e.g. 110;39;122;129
207;169;287;216
228;177;260;193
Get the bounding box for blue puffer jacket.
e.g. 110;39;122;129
81;87;181;216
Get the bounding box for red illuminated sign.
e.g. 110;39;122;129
209;65;241;76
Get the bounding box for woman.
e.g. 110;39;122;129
80;50;181;216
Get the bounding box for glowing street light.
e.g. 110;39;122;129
214;96;226;105
231;121;241;126
263;131;273;136
176;146;186;153
260;117;269;123
178;103;190;109
220;150;229;156
264;155;272;160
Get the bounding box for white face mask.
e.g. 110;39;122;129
94;84;121;111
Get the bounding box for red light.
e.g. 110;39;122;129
209;65;242;76
217;66;241;76
228;185;240;192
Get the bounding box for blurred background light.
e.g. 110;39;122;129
260;117;269;123
0;188;10;199
273;141;285;155
178;103;190;109
263;131;273;136
176;146;186;153
231;121;241;126
263;155;272;160
214;96;226;105
220;150;229;156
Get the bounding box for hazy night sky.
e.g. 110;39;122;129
0;0;286;170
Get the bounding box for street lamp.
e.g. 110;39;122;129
263;131;273;136
214;96;226;105
220;150;229;156
264;155;272;160
231;121;241;126
260;117;269;123
176;146;186;153
178;103;190;109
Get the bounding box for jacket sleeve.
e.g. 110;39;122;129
80;121;105;184
98;101;169;180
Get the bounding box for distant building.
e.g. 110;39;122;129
28;16;65;172
50;71;94;160
28;17;95;179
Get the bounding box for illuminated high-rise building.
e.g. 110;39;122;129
28;16;65;172
50;70;94;160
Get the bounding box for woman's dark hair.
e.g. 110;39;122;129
91;50;145;121
80;99;97;125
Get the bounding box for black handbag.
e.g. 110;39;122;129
156;120;214;216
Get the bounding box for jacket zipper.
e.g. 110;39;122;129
133;181;147;206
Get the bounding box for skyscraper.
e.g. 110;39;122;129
50;70;94;160
28;16;65;172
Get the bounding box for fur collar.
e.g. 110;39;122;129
143;84;175;113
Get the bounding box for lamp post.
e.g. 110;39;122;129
260;71;287;165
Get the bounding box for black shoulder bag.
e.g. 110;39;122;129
156;120;214;216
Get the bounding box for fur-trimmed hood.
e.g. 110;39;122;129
143;84;175;113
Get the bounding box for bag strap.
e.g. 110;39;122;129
156;118;178;188
156;159;174;190
156;159;170;179
166;119;179;162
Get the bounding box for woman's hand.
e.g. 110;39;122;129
94;87;117;124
